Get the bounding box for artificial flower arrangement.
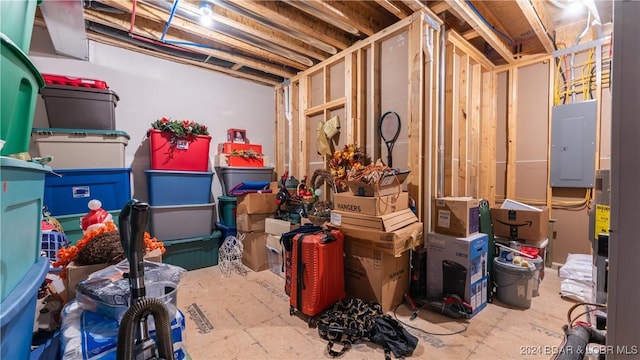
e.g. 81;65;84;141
328;144;369;192
150;117;209;139
229;148;264;159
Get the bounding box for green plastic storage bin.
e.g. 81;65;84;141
0;0;39;53
217;196;237;227
0;156;50;302
162;231;222;271
0;33;44;157
54;210;122;245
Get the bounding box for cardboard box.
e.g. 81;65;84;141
241;231;269;272
236;193;277;215
333;192;409;216
341;222;424;257
344;243;409;313
236;213;271;232
426;232;488;318
264;217;299;236
490;206;549;242
330;208;417;232
266;234;285;279
66;249;162;300
432;197;480;237
344;171;410;197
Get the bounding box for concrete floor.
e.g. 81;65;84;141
177;264;577;360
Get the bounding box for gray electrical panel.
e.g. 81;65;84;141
550;100;597;187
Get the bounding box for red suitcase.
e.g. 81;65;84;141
288;229;345;319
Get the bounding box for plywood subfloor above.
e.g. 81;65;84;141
178;265;574;359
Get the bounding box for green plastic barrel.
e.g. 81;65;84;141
1;33;44;156
218;196;237;227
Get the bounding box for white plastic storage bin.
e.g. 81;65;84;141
149;203;214;241
31;128;129;169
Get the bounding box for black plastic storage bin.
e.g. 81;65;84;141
40;85;119;130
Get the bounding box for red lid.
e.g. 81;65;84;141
42;73;109;89
520;246;539;258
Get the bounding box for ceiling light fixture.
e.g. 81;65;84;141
199;0;214;25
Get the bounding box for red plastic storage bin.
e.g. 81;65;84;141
226;156;264;167
217;142;262;154
149;129;211;172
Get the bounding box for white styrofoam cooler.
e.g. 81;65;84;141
30;128;129;169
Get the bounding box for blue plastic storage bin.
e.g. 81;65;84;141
1;257;48;360
145;170;214;206
0;156;50;302
43;168;131;215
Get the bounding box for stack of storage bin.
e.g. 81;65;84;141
1;2;51;359
31;128;131;245
146;148;221;271
32;72;131;245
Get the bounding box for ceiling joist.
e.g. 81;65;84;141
515;0;556;53
100;0;310;70
445;0;516;63
83;8;297;79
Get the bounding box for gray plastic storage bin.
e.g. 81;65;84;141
40;85;119;130
149;203;214;241
216;166;274;196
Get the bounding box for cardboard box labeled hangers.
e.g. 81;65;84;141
432;197;480;237
340;222;424;257
330;208;417;232
333;192;409;216
491;206;549;242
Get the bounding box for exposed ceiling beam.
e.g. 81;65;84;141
374;0;411;19
83;9;296;79
399;0;428;12
287;0;379;37
202;3;329;62
462;29;480;40
230;0;351;51
212;0;337;55
531;0;556;43
430;1;450;14
444;0;515;63
87;32;280;86
101;0;309;70
515;0;556;53
470;0;513;43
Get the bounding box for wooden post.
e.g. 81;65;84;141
506;68;518;199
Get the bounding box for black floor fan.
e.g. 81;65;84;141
116;199;174;360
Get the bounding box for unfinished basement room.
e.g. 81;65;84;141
1;0;639;359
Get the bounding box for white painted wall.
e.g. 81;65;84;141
29;26;275;204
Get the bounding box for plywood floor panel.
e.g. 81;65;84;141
177;265;574;359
